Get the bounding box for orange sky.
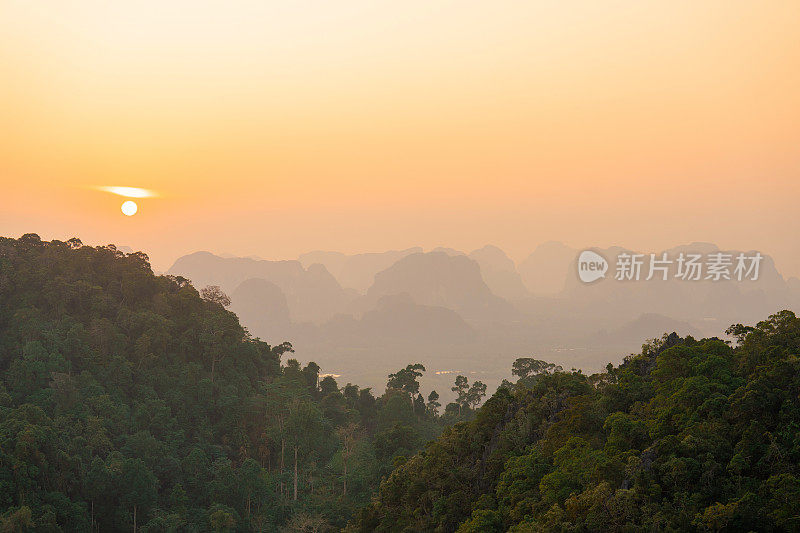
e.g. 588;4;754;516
1;1;799;275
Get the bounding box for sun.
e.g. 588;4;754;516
121;200;138;216
94;185;155;216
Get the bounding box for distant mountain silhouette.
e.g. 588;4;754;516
558;242;796;332
168;251;356;323
229;278;291;340
789;277;800;295
430;246;464;256
366;252;518;322
592;312;703;347
361;294;475;341
468;245;528;300
518;241;576;295
299;247;422;292
168;243;800;396
320;293;476;343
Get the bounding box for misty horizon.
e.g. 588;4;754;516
3;2;799;530
160;239;800;404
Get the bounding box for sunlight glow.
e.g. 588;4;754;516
99;186;156;198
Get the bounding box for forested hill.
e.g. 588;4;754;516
0;235;456;531
3;235;799;532
348;312;800;532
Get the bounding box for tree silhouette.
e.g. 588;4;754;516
427;390;441;416
387;363;426;412
336;422;362;497
201;285;232;308
451;375;469;415
466;380;487;410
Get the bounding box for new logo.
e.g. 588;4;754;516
577;250;608;283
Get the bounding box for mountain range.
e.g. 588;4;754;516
168;242;800;400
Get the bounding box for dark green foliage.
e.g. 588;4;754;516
0;236;451;531
349;312;800;532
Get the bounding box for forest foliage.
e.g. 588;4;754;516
2;235;799;531
0;235;484;531
348;312;800;531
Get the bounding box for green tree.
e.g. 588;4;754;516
285;399;324;501
119;458;157;532
511;357;562;381
387;364;426;413
466;381;487;410
336;422;362;497
451;375;469;414
208;504;237;532
426;390;441;416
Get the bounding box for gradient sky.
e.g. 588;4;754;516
2;1;799;275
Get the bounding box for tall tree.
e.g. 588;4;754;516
336;422;362;497
451;375;469;415
387;364;426;413
426;390;441;416
285;399;324;501
119;458;157;532
466;381;487;410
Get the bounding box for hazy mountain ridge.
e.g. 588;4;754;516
365;252;518;323
168;251;357;324
518;240;576;295
229;278;291;340
554;242;795;333
168;242;800;399
468;245;529;300
298;247;423;293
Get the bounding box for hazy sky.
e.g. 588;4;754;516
2;1;799;275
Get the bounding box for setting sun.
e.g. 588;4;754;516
121;200;138;217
